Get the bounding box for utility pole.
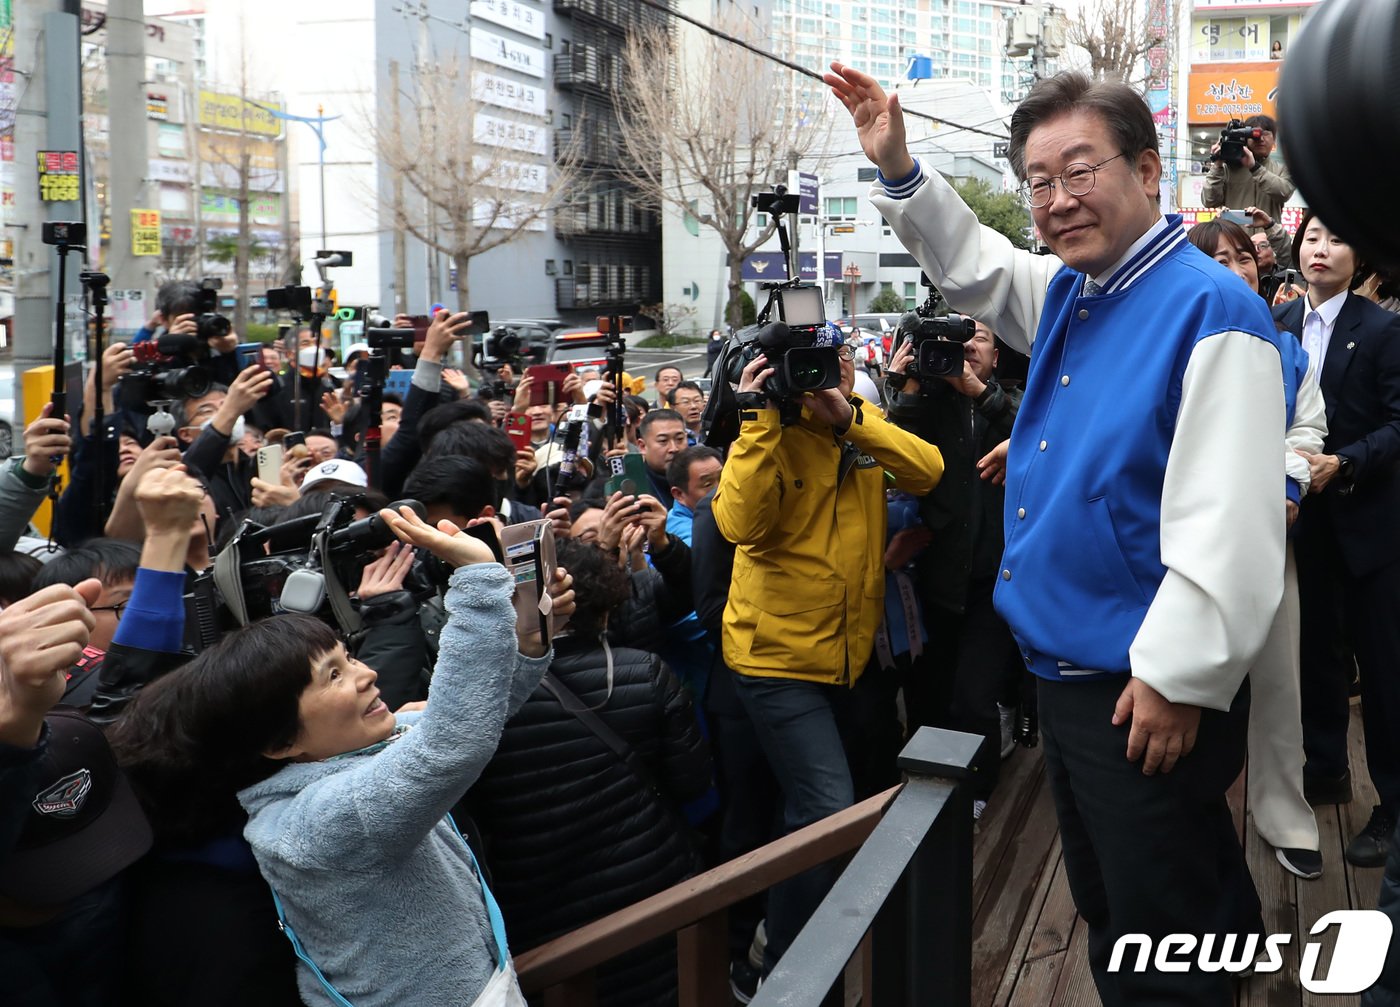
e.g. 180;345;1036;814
105;0;151;294
389;59;408;315
13;1;84;420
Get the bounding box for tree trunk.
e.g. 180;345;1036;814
234;146;252;340
727;257;745;328
452;251;481;382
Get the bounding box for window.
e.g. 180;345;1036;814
904;281;917;309
825;196;858;220
158;183;190;216
157;123;185;158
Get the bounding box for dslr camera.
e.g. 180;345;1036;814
192;278;232;342
896;277;977;382
1209;119;1263;169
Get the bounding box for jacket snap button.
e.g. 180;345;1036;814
1061;374;1070;386
1039;440;1047;451
1017;507;1026;519
1002;569;1012;581
1078;309;1089;320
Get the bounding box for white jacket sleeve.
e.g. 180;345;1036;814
869;166;1061;355
1285;359;1327;492
1129;332;1286;710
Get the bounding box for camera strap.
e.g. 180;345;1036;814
317;527;363;636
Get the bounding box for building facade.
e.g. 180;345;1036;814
1174;0;1317;226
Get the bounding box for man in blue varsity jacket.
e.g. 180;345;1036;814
826;66;1291;1005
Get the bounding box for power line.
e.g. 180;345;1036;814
627;0;1012;141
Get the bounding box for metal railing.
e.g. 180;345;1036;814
514;726;981;1006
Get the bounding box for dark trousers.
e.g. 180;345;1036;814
732;673;868;977
1296;506;1357;782
1298;511;1400;813
1039;676;1260;1007
905;576;1020;799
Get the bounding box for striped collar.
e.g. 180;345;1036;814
1084;215;1188;296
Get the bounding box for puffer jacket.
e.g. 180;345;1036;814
465;637;711;1007
712;395;944;685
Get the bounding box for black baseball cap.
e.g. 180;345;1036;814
0;710;153;907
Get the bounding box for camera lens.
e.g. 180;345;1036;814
169;366;212;400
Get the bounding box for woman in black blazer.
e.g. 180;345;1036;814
1277;211;1400;869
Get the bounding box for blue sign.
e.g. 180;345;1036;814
383;370;413;398
798;173;819;216
741;252;790;282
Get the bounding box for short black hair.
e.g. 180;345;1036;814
403;456;496;520
569;497;604;521
171;383;229;429
1007;71;1158;182
667;445;722;494
1243;114;1276;135
32;538;142;591
423;420;517;476
0;551;43;606
667;381;703;406
156;280;203;319
638;408;686;439
654;365;683;382
418;399;493;450
555;538;632;640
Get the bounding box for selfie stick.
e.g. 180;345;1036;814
83;271;112;529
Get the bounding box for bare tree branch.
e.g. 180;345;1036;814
370;54;583;357
1066;0;1179;84
613;15;828;327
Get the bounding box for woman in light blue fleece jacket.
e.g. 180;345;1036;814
112;506;561;1006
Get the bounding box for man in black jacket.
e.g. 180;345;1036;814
1279;212;1400;868
886;318;1023;813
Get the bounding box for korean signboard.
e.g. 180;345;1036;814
37;150;80;202
1186;69;1278;124
131;209;162;256
198;90;284;137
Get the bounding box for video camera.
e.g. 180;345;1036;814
1209;119;1263;169
702;185;841;449
896;275;977;382
187;496;450;651
192;279;232;342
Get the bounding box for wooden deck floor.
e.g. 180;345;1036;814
967;701;1384;1007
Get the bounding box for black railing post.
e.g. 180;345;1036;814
751;727;982;1007
899;727;982;1007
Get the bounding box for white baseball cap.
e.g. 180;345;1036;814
300;459;369;493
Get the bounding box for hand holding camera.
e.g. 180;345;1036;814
211;365;273;437
737;353;774;395
420;310;476;364
356;541;417;601
22;403;72;478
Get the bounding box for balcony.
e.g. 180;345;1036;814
554;127;619;167
554;204;657;238
554;49;606;91
553;0;662;33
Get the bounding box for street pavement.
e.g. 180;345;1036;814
623;343;711;381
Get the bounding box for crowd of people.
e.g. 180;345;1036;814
0;60;1397;1007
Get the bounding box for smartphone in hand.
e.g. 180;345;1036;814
504;412;533;451
525;364;572;406
256;443;284;484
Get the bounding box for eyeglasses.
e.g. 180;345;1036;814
1019;153;1126;209
836;345;858;361
91;601;128;618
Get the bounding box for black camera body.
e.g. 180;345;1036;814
41;221;86;246
185;497;442;652
1209;119;1262;168
897;309;978;381
724;320;842;401
266;284;313;315
116;334;213;416
193;280;232;342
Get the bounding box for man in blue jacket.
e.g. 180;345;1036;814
827;65;1291;1004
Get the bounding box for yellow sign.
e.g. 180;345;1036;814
131;209;162;256
197;90;283;137
37;150;80;202
1186;69;1279;124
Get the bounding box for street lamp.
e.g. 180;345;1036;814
843;262;862;315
